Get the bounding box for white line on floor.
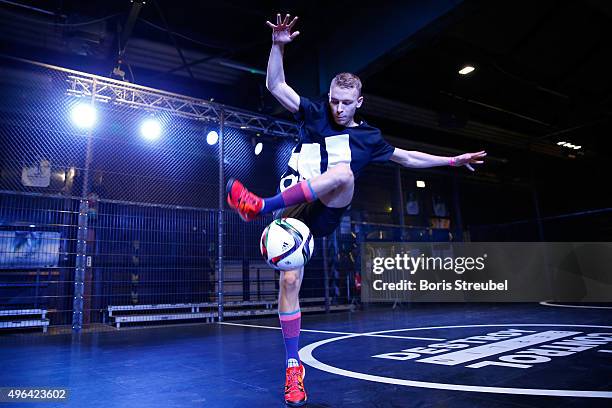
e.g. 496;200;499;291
218;322;445;341
539;301;612;309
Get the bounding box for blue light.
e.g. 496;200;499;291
254;142;263;155
70;103;97;129
207;130;219;145
140;118;162;140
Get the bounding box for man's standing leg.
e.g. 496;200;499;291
279;266;307;406
277;167;354;406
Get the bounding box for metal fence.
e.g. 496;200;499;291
0;55;354;333
4;55;594;333
0;57;612;330
0;192;79;328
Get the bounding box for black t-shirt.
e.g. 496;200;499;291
279;95;395;192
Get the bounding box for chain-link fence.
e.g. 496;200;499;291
0;56;357;333
6;55;599;333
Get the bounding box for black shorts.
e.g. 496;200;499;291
274;200;349;238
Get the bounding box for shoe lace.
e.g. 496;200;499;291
285;368;303;393
238;190;259;209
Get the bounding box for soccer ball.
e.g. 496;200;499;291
260;218;314;270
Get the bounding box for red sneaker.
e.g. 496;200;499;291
284;364;307;407
225;178;264;221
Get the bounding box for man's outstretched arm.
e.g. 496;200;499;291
390;148;487;171
266;13;300;113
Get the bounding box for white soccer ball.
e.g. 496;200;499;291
260;218;314;271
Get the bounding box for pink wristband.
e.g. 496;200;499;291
449;157;456;167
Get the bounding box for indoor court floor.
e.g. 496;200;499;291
1;303;610;407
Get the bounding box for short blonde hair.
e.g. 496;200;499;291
331;72;362;95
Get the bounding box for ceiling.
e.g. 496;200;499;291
0;0;610;180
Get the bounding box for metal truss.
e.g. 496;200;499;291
66;74;299;138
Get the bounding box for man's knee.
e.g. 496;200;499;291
332;164;353;188
280;270;301;290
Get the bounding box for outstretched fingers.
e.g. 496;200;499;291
468;151;487;165
269;13;298;30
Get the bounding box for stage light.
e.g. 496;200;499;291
458;65;475;75
207;130;219;145
416;180;426;188
558;141;582;150
254;142;263;155
70;103;97;129
140;118;161;140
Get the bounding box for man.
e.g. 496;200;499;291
226;13;486;407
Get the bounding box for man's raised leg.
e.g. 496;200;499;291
317;164;354;209
227;164;354;221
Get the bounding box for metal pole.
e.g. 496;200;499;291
395;167;406;239
531;183;545;241
528;152;545;241
217;111;225;321
452;174;464;241
346;271;350;303
528;153;552;299
118;1;145;57
322;237;330;313
72;79;96;332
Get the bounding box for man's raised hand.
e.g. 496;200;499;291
266;13;300;44
452;151;487;171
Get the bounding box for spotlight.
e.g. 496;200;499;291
416;180;426;188
458;65;475;75
140;118;161;140
207;130;219;145
254;142;263;155
558;141;582;150
70;103;97;129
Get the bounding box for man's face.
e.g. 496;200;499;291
328;85;363;126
